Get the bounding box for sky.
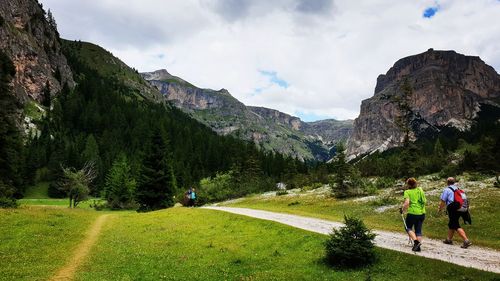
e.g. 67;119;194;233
39;0;500;121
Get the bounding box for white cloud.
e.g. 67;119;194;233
40;0;500;120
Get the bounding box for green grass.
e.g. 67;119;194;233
75;208;499;281
19;198;103;209
223;179;500;249
23;100;45;121
0;206;99;281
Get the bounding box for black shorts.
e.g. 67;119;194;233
447;204;465;230
405;214;425;236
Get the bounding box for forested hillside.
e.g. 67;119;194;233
20;40;307;208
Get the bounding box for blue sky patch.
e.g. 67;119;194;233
423;6;439;18
259;70;289;88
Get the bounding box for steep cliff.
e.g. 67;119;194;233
142;69;353;161
0;0;74;103
347;49;500;158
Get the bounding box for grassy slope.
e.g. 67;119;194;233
76;208;498;281
223;176;500;249
0;207;99;281
61;40;163;102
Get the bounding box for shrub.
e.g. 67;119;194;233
276;189;288;196
301;182;323;192
439;163;460;178
89;199;107;211
370;195;398;207
198;171;235;205
0;181;18;208
325;216;376;268
374;177;395;189
0;197;18;208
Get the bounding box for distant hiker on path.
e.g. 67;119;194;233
188;187;197;207
438;177;472;248
400;177;426;252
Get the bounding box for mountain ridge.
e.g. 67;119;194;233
142;69;353;161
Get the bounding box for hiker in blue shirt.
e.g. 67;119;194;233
438;177;472;248
189;188;197;207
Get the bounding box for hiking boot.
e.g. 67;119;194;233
412;241;421;252
443;239;453;245
461;240;472;249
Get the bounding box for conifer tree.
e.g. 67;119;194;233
104;154;136;209
394;79;417;178
136;129;176;211
331;143;354;198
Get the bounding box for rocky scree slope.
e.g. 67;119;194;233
142;69;353;161
347;49;500;158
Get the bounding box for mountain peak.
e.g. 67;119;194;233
348;49;500;159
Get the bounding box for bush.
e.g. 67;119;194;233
325;216;376;268
276;189;288;196
439;163;460;178
198;171;235;205
0;197;18;208
301;182;323;192
374;177;395;189
370;195;398;207
89;199;107;211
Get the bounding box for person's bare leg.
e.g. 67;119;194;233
407;230;417;241
457;228;468;241
447;229;455;240
417;236;422;242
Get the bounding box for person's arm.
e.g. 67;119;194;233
438;200;445;212
402;198;410;213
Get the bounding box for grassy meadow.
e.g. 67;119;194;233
74;207;498;281
221;175;500;249
1;179;499;281
0;206;99;281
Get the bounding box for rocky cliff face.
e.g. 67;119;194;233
302;119;354;145
142;69;353;161
347;49;500;158
0;0;74;103
145;70;245;113
248;106;303;130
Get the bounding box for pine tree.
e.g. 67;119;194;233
432;138;446;171
136;129;177;211
46;9;58;32
394;79;417;178
331;143;353;198
104;154;136;209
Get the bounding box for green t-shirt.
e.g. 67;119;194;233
403;187;426;215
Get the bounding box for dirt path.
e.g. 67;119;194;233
50;214;110;281
204;206;500;274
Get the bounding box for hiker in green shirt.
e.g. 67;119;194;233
401;178;427;252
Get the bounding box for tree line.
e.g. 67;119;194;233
7;41;308;210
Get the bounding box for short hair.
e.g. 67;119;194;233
447;177;455;185
406;177;417;188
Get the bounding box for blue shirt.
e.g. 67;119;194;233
440;184;457;205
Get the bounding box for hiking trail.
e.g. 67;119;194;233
204;206;500;274
50;214;110;281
